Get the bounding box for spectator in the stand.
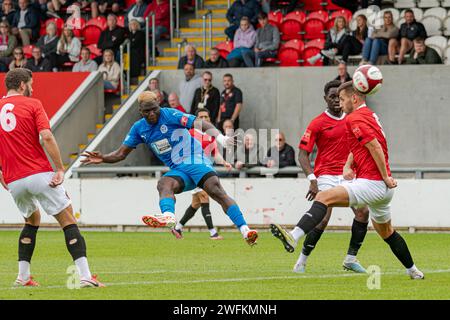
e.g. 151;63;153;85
265;132;296;168
334;61;351;83
177;44;204;69
50;26;81;70
389;9;427;65
235;134;265;170
221;119;236;163
191;71;220;123
331;0;381;13
347;15;369;58
143;0;170;42
36;22;59;60
9;46;27;70
152;89;169;108
405;37;442;65
168;92;187;113
0;21;17;72
97;14;126;63
204;47;229;68
148;77;168;104
129;19;145;78
11;0;40;46
178;63;202;113
227;16;256;67
361;10;398;65
1;0;16;26
91;0;123;19
98;49;120;90
270;0;297;14
126;0;148;27
72;46;98;71
225;0;261;40
218;73;243;129
25;46;51;71
242;12;280;67
34;0;50;21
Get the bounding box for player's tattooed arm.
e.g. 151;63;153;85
81;145;134;164
343;153;355;180
364;139;397;189
298;149;318;201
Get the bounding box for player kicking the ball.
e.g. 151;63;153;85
295;80;369;274
0;69;104;287
81;92;258;246
271;81;424;279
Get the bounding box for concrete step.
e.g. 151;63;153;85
203;0;229;9
78;144;87;153
87;133;96;143
189;18;228;28
156;56;179;66
163;46;210;57
112;104;121;113
147;65;177;71
105;113;113;121
96;123;104;132
197;9;227;19
173;36;227;48
179;27;225;38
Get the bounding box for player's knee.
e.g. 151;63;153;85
355;207;369;223
314;192;330;205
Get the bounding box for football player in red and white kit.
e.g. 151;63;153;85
271;81;424;279
172;108;233;240
294;80;369;273
0;69;104;287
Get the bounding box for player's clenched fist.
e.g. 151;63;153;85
343;167;355;180
384;176;397;189
81;151;104;165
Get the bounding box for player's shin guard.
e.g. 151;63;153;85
201;203;214;230
63;224;87;261
296;201;328;235
226;204;247;229
347;219;368;256
180;205;197;226
18;224;39;263
384;230;414;269
159;197;175;215
302;227;324;256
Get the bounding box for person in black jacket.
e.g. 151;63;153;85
204;47;229;68
25;46;51;71
177;44;204;69
128;19;145;78
0;0;16;26
96;13;126;64
191;71;221;124
11;0;40;46
265;132;296;169
36;21;59;59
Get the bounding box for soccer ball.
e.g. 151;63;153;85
352;65;383;95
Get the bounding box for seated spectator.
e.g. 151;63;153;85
221;119;236;161
389;9;427;65
143;0;170;42
129;19;145;78
9;46;27;70
225;0;261;40
98;49;120;90
265;132;296;168
334;61;351;83
179;63;202;113
406;37;442;65
0;21;17;72
148;77;168;104
126;0;148;27
243;12;279;67
152;89;169;108
227;16;256;68
91;0;124;19
177;44;204;69
1;0;16;26
25;46;51;71
34;0;50;21
168;92;186;113
11;0;40;46
361;10;398;65
218;73;243;129
348;14;369;58
36;22;59;59
235;134;265;170
97;14;126;64
204;47;229;68
72;46;98;72
191;71;220;123
331;0;381;13
49;26;81;70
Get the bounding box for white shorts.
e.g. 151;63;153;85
317;175;345;191
8;172;72;219
191;187;203;195
341;178;394;224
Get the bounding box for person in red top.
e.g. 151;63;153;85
172;108;232;240
271;81;424;280
143;0;170;42
168;92;187;113
0;69;104;288
294;80;369;274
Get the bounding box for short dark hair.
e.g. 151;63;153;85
81;46;91;54
324;80;342;95
223;73;233;80
257;12;268;20
414;37;425;43
202;70;212;77
195;108;210;116
337;81;354;95
5;68;32;91
404;9;414;15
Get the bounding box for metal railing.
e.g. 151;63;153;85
202;10;213;60
145;16;150;74
145;12;157;67
119;39;131;98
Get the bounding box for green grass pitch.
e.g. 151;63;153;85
0;230;449;300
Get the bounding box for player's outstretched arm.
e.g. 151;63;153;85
81;145;134;165
40;129;65;187
364;139;397;189
298;149;318;201
194;119;236;147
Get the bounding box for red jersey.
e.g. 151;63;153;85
189;128;217;157
345;104;391;180
0;95;53;184
299;111;349;177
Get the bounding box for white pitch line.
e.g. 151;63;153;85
1;269;449;291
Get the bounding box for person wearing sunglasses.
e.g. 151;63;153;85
9;47;27;70
191;71;221;124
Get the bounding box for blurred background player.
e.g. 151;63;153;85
172;108;233;240
81;92;258;246
0;69;103;288
295;80;369;273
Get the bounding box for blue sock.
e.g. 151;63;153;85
159;197;175;214
226;204;247;229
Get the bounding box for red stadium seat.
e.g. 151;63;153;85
326;1;346;11
46;18;64;36
278;49;301;66
305;38;325;49
302;47;323;66
215;40;234;59
86;44;102;59
82;25;102;45
66;17;86;38
86;16;107;30
268;11;283;28
284;10;306;25
301;0;326;11
22;45;35;59
124;0;135;10
330;9;353;24
39;22;46;36
303;19;326;40
280;11;306;41
116;15;125;28
281;39;305;54
308;10;329;23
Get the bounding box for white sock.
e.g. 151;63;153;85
239;225;250;237
75;257;92;280
296;253;308;266
175;223;183;231
290;227;305;243
345;254;357;263
18;261;30;281
407;264;418;273
209;228;217;236
162;211;175;217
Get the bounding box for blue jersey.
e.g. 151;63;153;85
123;108;212;168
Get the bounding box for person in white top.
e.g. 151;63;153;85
49;26;81;71
72;47;98;72
97;49;120;90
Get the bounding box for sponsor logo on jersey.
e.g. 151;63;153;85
181;116;188;127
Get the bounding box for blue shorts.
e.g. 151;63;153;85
164;163;217;192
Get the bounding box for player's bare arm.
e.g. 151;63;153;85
298;149;318;201
81;145;134;165
364;139;397;189
40;129;65;188
213;151;233;171
195;119;236;147
343;153;355;180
